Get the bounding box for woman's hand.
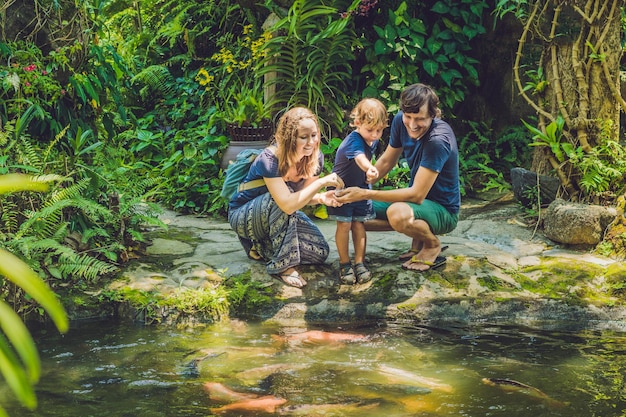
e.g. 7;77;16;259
334;186;368;203
319;190;342;207
323;173;345;190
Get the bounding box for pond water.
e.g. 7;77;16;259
3;320;625;416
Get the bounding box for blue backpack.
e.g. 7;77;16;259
220;149;264;200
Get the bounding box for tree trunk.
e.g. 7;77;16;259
515;1;624;201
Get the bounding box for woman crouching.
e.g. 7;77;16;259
228;107;344;288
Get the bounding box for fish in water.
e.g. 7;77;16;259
209;395;287;414
273;330;368;345
482;377;568;408
181;352;225;378
377;364;453;393
366;383;432;396
236;363;309;384
277;401;380;416
203;382;258;403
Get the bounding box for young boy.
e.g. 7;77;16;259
327;98;387;284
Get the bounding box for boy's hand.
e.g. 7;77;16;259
366;166;379;184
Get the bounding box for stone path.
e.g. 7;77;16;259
111;194;626;331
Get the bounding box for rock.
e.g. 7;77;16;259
510;167;560;208
543;199;617;245
102;200;625;332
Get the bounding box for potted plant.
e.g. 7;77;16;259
202;25;274;137
194;25;275;167
221;82;274;142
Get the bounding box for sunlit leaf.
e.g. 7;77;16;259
0;249;69;333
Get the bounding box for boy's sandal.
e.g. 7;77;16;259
339;263;356;285
398;245;449;260
354;262;372;283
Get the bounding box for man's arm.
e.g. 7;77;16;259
335;165;439;204
367;166;438;203
371;145;403;182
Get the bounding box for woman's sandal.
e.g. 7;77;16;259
339;263;356;285
247;249;262;261
276;270;307;288
354;263;371;283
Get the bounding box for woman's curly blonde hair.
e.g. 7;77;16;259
273;107;321;178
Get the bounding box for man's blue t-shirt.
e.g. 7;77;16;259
389;112;460;214
331;130;378;189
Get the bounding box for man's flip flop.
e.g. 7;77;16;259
402;255;447;271
398;245;449;260
275;271;307;288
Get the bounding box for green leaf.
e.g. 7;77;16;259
423;59;438;77
0;249;69;333
0;302;40;382
550;142;564;163
441;69;462;86
442;18;461;33
545;120;558;140
431;2;450;13
183;144;197;159
374;39;390;55
0;334;37;409
426;37;443;55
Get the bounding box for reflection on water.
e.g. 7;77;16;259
2;320;625;416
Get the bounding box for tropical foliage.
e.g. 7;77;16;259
0;173;69;415
495;0;626;204
1;0;625;411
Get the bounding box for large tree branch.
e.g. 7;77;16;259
549;5;572;126
600;45;626;113
571;21;593;153
514;1;553;121
595;0;616;49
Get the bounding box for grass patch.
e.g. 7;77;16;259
104;285;230;324
223;271;279;317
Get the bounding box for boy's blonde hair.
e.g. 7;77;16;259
349;98;388;129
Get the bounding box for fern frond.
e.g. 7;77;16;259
51;222;69;242
131;65;176;99
82;226;111;242
17;206;64;240
0;119;15;148
43;125;70;165
166;54;191;67
17;137;43;172
46;178;89;204
19;237;73;258
17;197;113;239
0;198;20;236
57;253;118;281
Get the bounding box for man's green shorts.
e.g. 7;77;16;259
372;200;458;235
